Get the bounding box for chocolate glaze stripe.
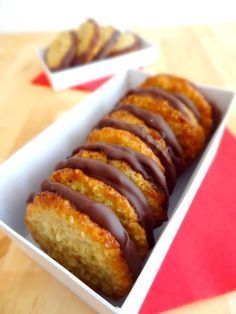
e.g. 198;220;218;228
117;104;183;157
73;143;169;206
56;157;154;248
27;192;37;204
115;104;184;171
173;93;201;121
40;179;142;279
127;87;192;121
97;118;176;192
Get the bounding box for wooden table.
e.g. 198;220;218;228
0;23;236;314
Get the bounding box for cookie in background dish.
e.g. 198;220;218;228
45;31;77;71
73;19;100;65
106;32;141;57
44;19;143;70
93;26;120;60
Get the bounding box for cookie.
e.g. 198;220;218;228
26;188;140;298
45;31;77;71
106;32;141;57
73;19;100;65
93;26;120;60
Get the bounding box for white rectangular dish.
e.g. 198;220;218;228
0;70;235;314
38;38;158;91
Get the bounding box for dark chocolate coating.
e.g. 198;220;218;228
128;87;191;120
56;157;154;248
40;179;142;279
27;192;37;204
173;92;201;121
97;118;176;192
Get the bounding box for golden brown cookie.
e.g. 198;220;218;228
45;31;77;71
26;189;140;298
141;74;213;137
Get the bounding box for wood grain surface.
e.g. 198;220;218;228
0;23;236;314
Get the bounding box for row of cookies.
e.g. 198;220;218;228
45;19;141;71
25;74;213;298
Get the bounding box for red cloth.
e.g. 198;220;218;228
31;72;112;92
140;129;236;313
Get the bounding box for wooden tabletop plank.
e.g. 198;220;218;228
0;23;236;314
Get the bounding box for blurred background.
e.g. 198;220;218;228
1;0;236;32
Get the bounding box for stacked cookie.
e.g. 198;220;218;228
45;19;141;71
25;74;214;298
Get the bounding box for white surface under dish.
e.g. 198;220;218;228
0;70;235;313
38;38;158;91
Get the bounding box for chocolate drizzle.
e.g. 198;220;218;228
56;157;154;248
115;104;184;171
73;143;169;204
27;192;37;204
40;179;142;279
97;118;176;192
128;87;192;120
173;93;201;121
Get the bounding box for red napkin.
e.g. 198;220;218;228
31;72;112;92
140;129;236;313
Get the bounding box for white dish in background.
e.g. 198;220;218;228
0;70;235;313
38;38;158;91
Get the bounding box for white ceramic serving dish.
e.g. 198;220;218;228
38;38;158;91
0;70;235;313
